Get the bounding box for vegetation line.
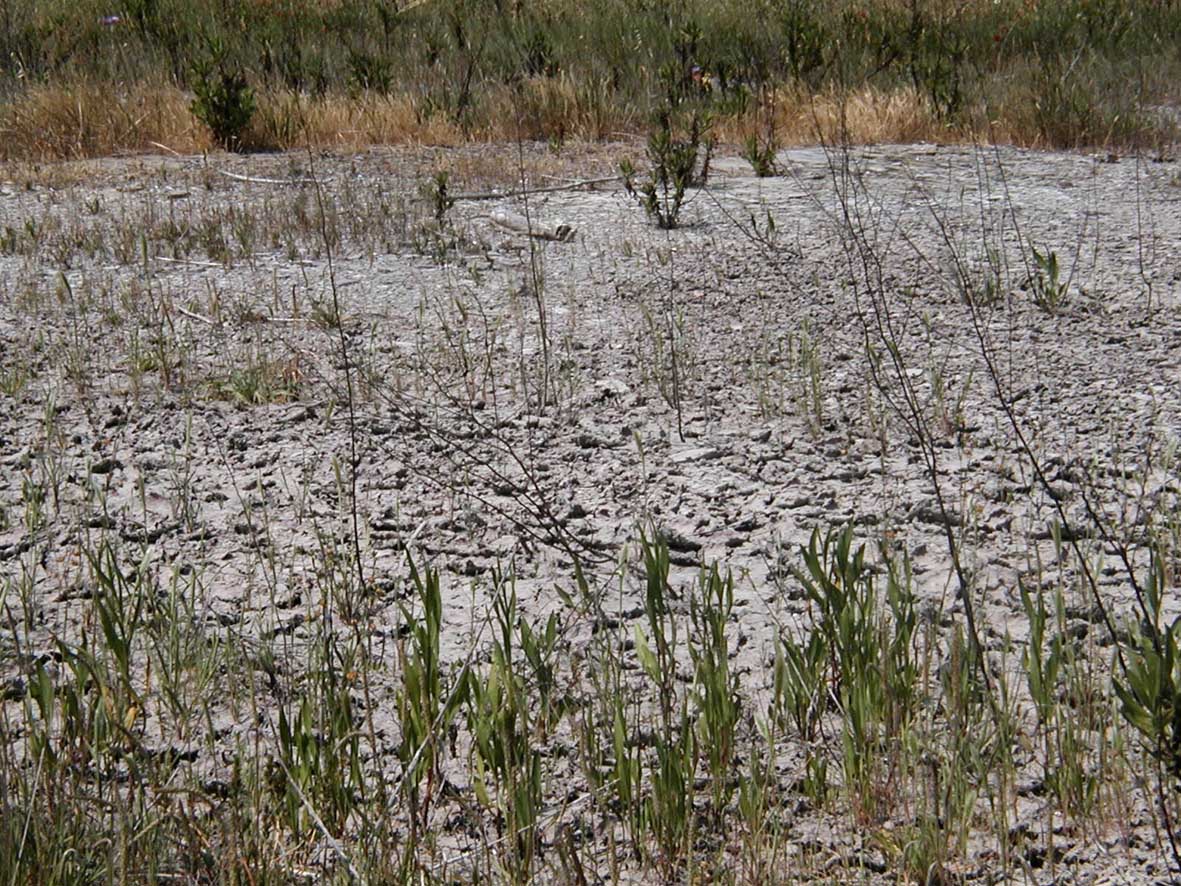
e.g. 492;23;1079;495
2;0;1178;159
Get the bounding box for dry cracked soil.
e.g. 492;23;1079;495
2;140;1181;883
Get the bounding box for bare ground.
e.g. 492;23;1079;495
2;140;1181;882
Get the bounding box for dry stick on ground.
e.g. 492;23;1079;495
173;304;215;325
213;168;320;186
479;209;576;242
156;255;224;271
148;141;184;157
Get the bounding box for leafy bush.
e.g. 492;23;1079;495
190;58;256;151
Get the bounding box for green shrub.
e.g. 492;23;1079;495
621;105;713;229
190;58;256;151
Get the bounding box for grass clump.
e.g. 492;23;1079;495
1116;550;1181;793
742;131;779;177
620;23;716;229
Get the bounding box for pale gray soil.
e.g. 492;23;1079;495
2;142;1180;882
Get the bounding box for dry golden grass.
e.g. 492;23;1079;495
487;75;642;142
714;84;1036;149
0;75;1160;164
0;79;644;162
0;81;210;160
249;90;463;151
708;85;944;147
277;77;641;146
0;82;942;162
798;86;950;145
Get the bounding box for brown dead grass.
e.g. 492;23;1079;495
251;77;642;149
0;77;1098;164
0;82;210;160
790;86;950;146
249;90;463;151
716;85;1009;148
0;79;640;161
488;75;642;142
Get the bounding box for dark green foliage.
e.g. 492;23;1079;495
1115;550;1181;785
347;47;393;93
190;55;256;151
782;0;830;86
519;21;559;78
908;14;968;121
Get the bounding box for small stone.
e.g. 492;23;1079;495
595;378;630;398
1046;482;1073;502
661;529;702;553
909;502;961;527
732;514;760;532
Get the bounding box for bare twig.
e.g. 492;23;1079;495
155;255;222;270
173;305;216;325
925;143;1135;667
304;145;367;606
147;141;184;157
822;140;994;695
